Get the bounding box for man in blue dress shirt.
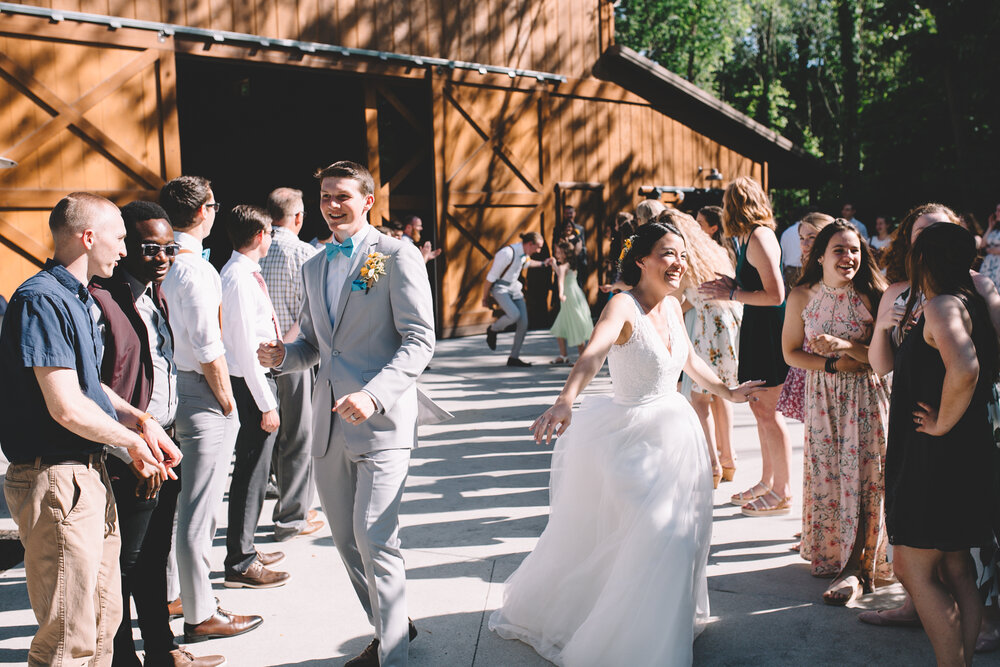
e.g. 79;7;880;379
0;192;179;666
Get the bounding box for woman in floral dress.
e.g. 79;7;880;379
660;209;742;487
775;213;833;423
781;219;892;605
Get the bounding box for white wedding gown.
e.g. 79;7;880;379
489;294;713;666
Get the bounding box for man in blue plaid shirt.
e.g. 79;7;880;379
259;187;324;541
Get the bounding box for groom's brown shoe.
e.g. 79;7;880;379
344;620;418;667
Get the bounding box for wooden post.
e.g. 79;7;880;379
429;68;450;335
157;52;183;179
363;83;385;226
427;67;454;336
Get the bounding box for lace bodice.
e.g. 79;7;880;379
608;294;688;405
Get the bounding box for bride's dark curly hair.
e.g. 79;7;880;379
619;221;686;287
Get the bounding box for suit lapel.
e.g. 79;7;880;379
311;254;335;343
332;232;381;339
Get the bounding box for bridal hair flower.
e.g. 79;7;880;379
618;236;636;262
352;251;389;292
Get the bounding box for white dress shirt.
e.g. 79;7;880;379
779;222;801;269
321;223;384;412
325;224;374;327
126;273;178;427
161;231;226;373
486;243;527;298
221;250;280;413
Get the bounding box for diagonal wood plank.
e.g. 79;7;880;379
388;152;424;191
444;85;541;192
1;49;161;165
375;83;424;134
0;52;164;189
447;202;543;307
0;213;50;263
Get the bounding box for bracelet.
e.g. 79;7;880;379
136;412;156;429
824;357;838;373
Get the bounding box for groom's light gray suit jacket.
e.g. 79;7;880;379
281;231;447;456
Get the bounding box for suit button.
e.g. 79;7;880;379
332;350;340;356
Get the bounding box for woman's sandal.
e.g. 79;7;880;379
741;490;792;517
857;608;922;628
712;467;722;490
730;483;769;506
549;357;569;365
822;574;863;606
721;465;736;482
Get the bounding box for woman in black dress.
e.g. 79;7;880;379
700;177;793;516
888;223;999;666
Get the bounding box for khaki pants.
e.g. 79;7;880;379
4;459;122;667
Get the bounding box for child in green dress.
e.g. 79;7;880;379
549;240;595;364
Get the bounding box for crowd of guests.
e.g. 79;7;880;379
482;181;1000;665
0;164;438;666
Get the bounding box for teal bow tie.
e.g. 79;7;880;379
202;248;211;261
325;237;355;260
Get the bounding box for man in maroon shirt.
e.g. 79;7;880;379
90;201;223;667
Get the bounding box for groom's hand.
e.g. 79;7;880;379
257;339;285;368
333;391;376;425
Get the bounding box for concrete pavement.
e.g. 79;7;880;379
1;330;998;665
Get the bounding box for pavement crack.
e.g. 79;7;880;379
470;558;497;666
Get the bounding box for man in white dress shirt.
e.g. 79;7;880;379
481;232;553;367
159;176;263;643
220;205;291;589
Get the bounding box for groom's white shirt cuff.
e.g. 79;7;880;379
362;389;384;413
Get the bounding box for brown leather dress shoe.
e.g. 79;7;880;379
183;608;263;643
143;647;227;666
224;559;290;589
255;549;285;567
344;638;379;667
344;620;418;667
167;597;183;621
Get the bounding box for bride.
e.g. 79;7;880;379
489;221;763;666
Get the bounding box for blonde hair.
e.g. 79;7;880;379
722;176;775;236
799;212;834;232
635;199;667;225
655;209;735;287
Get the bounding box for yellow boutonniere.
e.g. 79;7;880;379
354;251;388;293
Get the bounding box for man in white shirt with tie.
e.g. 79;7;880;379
219;205;291;589
160;176;263;643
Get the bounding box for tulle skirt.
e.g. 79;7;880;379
489;391;713;666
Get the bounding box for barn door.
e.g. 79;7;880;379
0;27;180;297
433;77;553;336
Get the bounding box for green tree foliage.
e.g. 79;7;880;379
615;0;1000;222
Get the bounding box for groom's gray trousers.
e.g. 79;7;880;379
315;444;410;667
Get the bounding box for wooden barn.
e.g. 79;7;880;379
0;0;819;336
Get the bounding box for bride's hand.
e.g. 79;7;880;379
531;401;572;445
728;380;766;403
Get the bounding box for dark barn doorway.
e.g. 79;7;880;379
175;56;367;264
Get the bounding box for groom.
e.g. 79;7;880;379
258;161;441;667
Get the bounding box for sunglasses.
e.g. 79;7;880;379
139;242;181;258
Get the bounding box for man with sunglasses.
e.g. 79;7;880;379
89;201;223;667
160;176;263;644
